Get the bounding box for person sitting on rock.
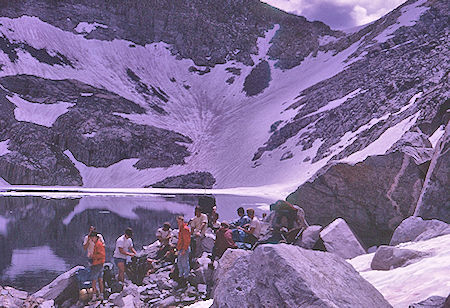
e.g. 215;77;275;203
212;222;237;260
238;208;261;246
83;225;105;265
156;222;173;259
208;206;220;230
113;227;136;282
176;215;191;286
230;207;251;242
283;204;309;244
189;206;208;259
88;231;105;301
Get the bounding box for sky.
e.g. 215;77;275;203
261;0;408;29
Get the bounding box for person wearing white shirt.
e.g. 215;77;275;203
238;208;261;245
113;227;136;282
189;206;208;258
82;226;105;263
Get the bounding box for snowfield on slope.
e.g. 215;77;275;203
348;234;450;307
0;0;431;191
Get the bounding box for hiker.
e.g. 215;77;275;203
208;206;220;230
176;215;191;286
238;208;261;246
284;204;309;243
189;206;208;258
212;222;237;260
230;207;251;242
82;226;104;264
88;231;105;300
113;227;136;282
156;222;173;259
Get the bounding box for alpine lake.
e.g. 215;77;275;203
0;190;275;292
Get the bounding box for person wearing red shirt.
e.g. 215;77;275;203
176;216;191;284
213;222;237;260
88;231;106;300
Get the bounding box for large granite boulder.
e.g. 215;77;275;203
387;130;434;165
414;122;450;223
296;225;322;249
32;266;83;306
370;246;427;270
320;218;366;259
390;216;450;245
287;151;426;246
212;244;392;308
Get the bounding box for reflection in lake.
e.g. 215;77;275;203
0;193;273;292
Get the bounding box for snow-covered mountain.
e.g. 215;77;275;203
0;0;447;194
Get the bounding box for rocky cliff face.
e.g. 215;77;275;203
0;0;447;191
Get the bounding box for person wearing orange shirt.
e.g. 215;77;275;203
176;216;191;285
89;231;106;300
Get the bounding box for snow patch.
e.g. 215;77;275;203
393;92;422;115
303;88;362;118
82;132;97;138
3;246;68;279
318;35;338;46
74;22;108;34
185;299;213;308
348;234;450;307
252;24;280;63
375;0;429;43
342;111;421;164
80;92;93;97
7;94;74;127
0;215;9;236
428;125;445;148
0;139;11;156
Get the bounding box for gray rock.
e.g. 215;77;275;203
296;225;322;249
408;295;447;308
370;246;427;270
388;130;434;165
212;244;392;308
390;216;450;245
320;218;366;259
157;295;176;307
287;151;426;246
4;287;28;300
33;266;83;305
415;122;450;223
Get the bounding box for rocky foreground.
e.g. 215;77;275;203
1;215;449;308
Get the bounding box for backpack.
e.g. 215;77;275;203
125;256;151;286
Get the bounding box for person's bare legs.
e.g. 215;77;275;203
117;261;125;282
98;277;104;294
92;279;98;294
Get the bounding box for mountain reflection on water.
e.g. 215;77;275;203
0;193;273;292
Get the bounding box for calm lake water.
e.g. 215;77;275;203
0;193;274;292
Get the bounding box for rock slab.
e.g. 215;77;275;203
414;122;450;223
213;244;392;308
320;218;366;259
390;216;450;245
371;246;427;270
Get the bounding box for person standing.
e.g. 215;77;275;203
88;231;105;300
113;227;136;282
176;216;191;286
82;226;104;264
189;206;208;258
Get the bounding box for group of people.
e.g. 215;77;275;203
80;200;306;295
82;226;137;300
